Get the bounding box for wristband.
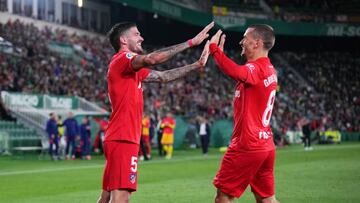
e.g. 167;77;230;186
187;39;193;47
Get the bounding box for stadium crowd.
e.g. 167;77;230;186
266;0;360;23
1;19;359;140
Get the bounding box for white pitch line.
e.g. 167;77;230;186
0;155;221;176
0;144;358;176
0;164;104;176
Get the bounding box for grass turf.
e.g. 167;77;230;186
0;143;359;203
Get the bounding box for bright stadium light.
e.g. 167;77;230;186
78;0;83;8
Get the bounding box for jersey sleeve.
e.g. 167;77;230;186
209;43;261;85
138;68;150;81
111;52;137;75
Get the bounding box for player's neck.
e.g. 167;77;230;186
119;46;131;53
247;50;268;61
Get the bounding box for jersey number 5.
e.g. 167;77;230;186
262;90;276;127
130;156;138;172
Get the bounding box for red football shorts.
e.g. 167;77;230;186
213;148;276;198
102;141;140;192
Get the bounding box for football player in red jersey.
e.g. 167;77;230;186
97;21;213;203
209;25;279;203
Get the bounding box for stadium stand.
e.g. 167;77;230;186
1;19;358;138
0;0;359;151
265;0;360;23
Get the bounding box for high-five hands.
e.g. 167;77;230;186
219;34;226;51
210;29;226;51
198;40;210;67
191;22;215;47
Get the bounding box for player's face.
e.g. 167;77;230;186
239;28;257;59
125;26;144;54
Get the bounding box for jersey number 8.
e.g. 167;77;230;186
262;90;276;127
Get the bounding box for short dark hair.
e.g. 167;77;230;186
107;22;137;52
248;24;275;51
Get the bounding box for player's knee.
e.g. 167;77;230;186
110;190;130;203
97;191;110;203
214;190;234;203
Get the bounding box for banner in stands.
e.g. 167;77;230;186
112;0;360;37
47;41;75;57
1;92;78;110
44;95;78;110
1;92;43;108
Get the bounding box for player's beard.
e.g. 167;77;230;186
129;41;143;54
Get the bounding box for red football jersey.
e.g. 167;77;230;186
210;44;277;152
105;51;150;144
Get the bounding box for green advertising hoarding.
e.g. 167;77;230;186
2;92;78;110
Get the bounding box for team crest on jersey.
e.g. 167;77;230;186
245;63;255;73
130;173;136;184
126;52;135;59
234;90;240;98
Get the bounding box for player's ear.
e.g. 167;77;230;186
119;36;127;46
257;38;263;49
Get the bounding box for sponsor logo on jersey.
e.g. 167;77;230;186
245;63;255;73
259;131;272;139
126;52;135;59
264;74;277;87
234;90;240;98
130;173;136;184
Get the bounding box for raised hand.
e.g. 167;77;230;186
219;34;226;51
198;40;210;67
191;22;215;46
210;29;223;45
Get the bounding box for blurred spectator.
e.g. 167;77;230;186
80;116;91;160
301;118;313;151
139;114;151;161
46;112;59;160
196;116;211;155
63;112;79;160
93;117;108;153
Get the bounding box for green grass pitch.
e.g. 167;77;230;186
0;143;359;203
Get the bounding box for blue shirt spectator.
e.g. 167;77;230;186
46;114;58;138
63;112;79;139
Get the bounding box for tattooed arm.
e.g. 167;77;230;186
144;41;210;83
131;22;214;71
132;41;189;70
144;63;200;83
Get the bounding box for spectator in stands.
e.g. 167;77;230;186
80;116;92;160
46;112;59;160
139;114;151;161
93;117;108;154
63;111;79;160
196;116;211;155
156;114;165;156
57;115;66;159
301;118;313;151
